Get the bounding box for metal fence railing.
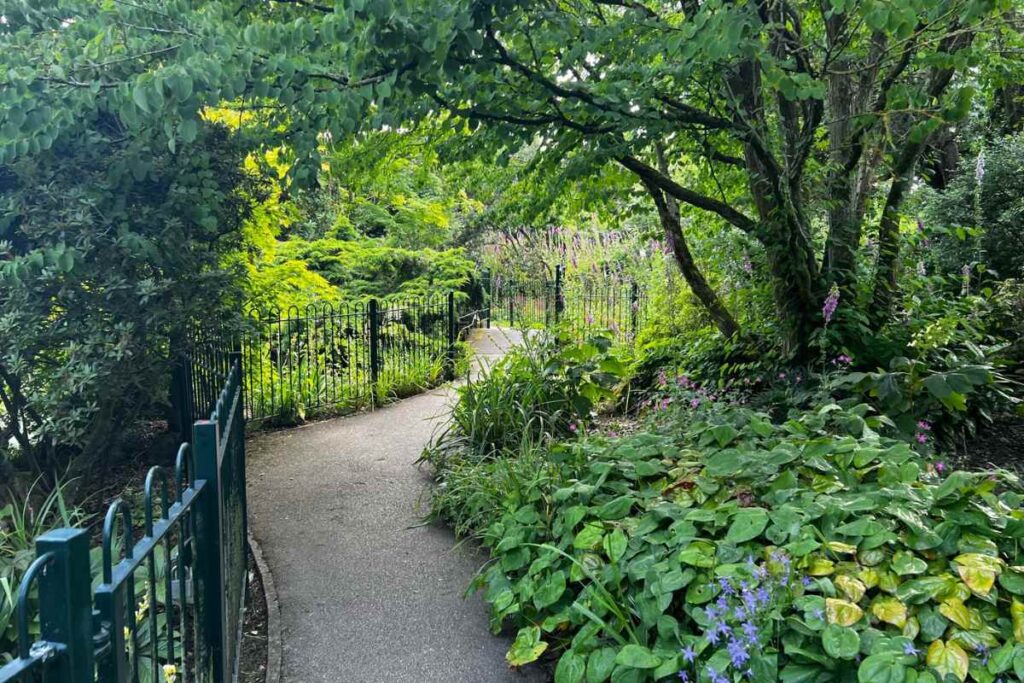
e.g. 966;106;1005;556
489;266;647;344
0;362;247;683
174;290;488;429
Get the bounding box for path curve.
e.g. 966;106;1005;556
246;328;544;682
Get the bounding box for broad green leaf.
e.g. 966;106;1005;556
891;552;927;576
534;571;567;609
604;529;628;563
822;624;860;659
926;640;969;682
614;644;661;669
857;653;906;683
587;648;617;683
574;523;604;550
725;508;769;544
555;650;585;683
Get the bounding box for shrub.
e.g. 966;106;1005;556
423;330;627;464
437;400;1024;682
1;478;89;663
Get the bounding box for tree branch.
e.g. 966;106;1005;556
617;155;757;234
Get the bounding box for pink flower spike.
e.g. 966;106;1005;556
917;420;931;431
690;398;701;409
568;423;578;433
916;433;928;444
935;461;946;473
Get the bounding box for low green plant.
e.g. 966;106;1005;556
1;477;90;663
424;330;627;464
435;399;1024;682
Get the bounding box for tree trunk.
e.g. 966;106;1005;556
640;178;740;339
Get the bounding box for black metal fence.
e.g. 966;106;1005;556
175;291;487;428
1;363;248;683
489;266;647;343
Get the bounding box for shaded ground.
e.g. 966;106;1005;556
246;328;545;683
956;415;1024;473
240;551;269;683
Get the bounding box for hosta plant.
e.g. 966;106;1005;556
452;403;1024;682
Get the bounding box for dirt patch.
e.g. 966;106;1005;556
239;550;270;683
954;416;1024;473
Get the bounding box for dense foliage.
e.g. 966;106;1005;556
0;119;253;475
429;340;1024;682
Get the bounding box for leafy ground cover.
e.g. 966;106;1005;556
427;334;1024;683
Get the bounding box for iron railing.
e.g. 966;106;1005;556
489;266;647;343
0;362;248;683
175;290;488;428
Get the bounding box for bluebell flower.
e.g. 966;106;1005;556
903;642;919;657
812;607;824;620
677;672;689;682
755;587;770;606
801;575;812;588
719;577;736;596
727;638;750;667
706;665;728;683
742;621;758;641
680;645;695;664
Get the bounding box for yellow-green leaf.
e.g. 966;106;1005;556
826;541;858;555
808;557;836;576
954;553;1003;573
826;598;864;627
926;640;969;682
859;568;880;589
1013;599;1024;643
957;564;996;596
939;599;981;630
507;626;548;666
902;616;919;640
871;597;907;628
836;575;866;602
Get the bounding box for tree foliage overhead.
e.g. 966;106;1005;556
419;0;1018;355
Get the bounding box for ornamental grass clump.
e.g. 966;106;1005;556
449;402;1024;682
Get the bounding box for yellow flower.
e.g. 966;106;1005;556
163;663;178;682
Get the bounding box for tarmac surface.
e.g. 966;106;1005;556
246;328;545;682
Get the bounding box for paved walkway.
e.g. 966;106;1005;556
246;328;544;682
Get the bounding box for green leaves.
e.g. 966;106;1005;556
822;625;860;660
857;653;906;683
614;645;661;669
449;372;1024;683
507;626;547;666
725;508;769;544
555;651;585;683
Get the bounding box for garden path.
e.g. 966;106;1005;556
246;328;544;683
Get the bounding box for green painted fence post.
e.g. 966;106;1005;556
630;280;640;337
483;270;491;329
554;264;564;324
446;291;456;380
193;419;226;683
36;529;94;681
368;299;381;400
